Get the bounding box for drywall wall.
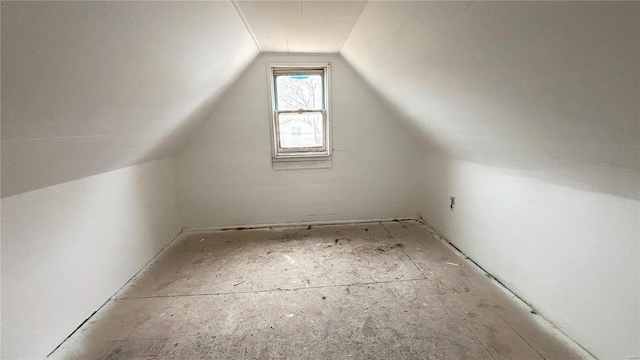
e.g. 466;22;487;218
342;2;639;357
342;1;639;200
176;54;422;228
1;158;182;359
1;1;258;197
421;152;639;360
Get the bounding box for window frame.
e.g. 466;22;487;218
268;63;332;165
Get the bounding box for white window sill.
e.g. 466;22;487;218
272;155;332;170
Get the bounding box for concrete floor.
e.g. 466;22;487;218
50;220;591;359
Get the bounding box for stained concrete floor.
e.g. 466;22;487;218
50;220;592;360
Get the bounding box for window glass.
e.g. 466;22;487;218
278;112;324;148
269;64;330;162
275;74;323;111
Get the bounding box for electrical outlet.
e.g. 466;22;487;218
449;196;456;210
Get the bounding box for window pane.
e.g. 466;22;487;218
278;112;324;148
275;74;323;111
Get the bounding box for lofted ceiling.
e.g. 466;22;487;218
234;0;366;53
2;1;638;199
341;1;639;199
1;1;259;197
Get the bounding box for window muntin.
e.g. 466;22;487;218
269;65;330;160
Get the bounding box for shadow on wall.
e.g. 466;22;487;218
0;71;249;198
345;58;639;201
339;1;639;201
0;1;259;198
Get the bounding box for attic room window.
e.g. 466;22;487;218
269;64;331;169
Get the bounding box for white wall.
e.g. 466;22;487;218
2;1;258;197
176;54;422;228
1;158;182;359
342;1;639;201
421;152;640;360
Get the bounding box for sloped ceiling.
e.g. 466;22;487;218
234;0;366;53
341;1;639;199
1;1;259;197
3;1;638;200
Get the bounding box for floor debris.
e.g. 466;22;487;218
49;221;592;360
